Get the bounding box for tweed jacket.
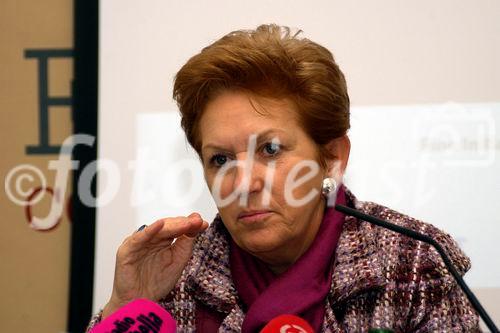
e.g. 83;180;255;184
87;189;480;332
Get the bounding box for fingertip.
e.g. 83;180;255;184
184;220;209;237
188;213;203;225
145;219;165;234
188;212;201;219
152;218;165;228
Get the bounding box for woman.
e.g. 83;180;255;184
88;24;480;332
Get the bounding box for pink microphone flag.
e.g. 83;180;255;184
90;298;176;333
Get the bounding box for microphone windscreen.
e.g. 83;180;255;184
90;298;176;333
260;314;314;333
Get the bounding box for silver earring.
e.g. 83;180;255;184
322;177;337;198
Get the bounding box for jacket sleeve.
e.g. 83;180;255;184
406;226;482;332
366;201;482;332
85;309;103;333
412;283;481;332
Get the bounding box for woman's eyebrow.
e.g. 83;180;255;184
201;128;286;151
257;128;286;140
202;128;287;153
201;143;229;153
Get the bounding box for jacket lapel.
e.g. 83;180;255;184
184;217;240;314
329;190;387;307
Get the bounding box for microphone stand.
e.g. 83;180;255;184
335;204;499;333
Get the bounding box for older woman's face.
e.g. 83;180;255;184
199;90;328;268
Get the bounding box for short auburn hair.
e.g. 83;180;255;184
173;24;350;165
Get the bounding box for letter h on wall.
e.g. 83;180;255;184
24;49;74;155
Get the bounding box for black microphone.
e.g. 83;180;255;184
335;204;499;333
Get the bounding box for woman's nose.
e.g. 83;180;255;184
233;155;265;197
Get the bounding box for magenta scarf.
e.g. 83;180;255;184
230;185;346;332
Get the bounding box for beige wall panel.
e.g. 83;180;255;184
0;1;73;332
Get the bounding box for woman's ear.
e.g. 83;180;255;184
324;134;351;178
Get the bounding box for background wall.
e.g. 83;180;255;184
95;0;499;330
0;1;73;332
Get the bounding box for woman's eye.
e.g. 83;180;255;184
263;142;281;156
210;154;228;167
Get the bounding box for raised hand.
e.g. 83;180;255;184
102;212;208;318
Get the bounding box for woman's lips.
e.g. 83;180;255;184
237;210;273;223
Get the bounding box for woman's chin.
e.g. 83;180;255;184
236;232;284;256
